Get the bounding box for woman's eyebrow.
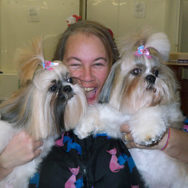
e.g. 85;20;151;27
94;57;108;62
66;57;81;62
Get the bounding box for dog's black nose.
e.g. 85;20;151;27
145;75;156;84
63;85;72;93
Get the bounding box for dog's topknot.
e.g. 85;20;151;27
119;29;170;62
16;38;44;86
145;32;170;61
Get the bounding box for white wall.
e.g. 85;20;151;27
87;0;181;52
0;0;80;74
0;74;19;100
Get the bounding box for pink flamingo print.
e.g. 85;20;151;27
55;133;64;147
65;167;80;188
107;148;124;172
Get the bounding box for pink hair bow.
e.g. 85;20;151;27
134;45;152;59
42;60;59;70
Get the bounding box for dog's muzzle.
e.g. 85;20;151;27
62;85;74;100
145;75;157;92
63;85;72;93
145;75;156;84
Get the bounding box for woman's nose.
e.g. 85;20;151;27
82;67;93;82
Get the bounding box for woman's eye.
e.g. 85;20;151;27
93;62;104;67
131;68;142;76
69;63;81;68
70;64;80;67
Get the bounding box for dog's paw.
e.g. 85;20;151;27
129;107;168;146
74;125;91;139
134;132;164;146
130;124;166;146
74;118;96;139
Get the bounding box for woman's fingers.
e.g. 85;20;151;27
0;131;43;169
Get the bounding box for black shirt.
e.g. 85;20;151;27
38;131;145;188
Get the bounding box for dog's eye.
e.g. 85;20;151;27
131;68;142;76
49;80;59;92
49;84;58;92
66;77;73;84
49;80;58;92
153;69;159;77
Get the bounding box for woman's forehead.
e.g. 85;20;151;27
65;33;107;56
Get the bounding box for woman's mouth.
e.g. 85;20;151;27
84;87;97;103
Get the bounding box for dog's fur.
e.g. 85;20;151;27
74;31;188;187
0;40;87;188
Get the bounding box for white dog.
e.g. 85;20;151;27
75;31;188;188
0;40;87;188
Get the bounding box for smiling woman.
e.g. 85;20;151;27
63;33;110;104
53;20;119;105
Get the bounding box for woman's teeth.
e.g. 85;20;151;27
84;88;95;92
84;87;97;100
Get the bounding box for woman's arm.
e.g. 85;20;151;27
0;131;42;180
121;125;188;163
162;128;188;163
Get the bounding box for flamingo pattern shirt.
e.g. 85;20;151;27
38;131;145;188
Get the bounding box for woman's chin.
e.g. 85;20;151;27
87;97;97;105
86;89;99;105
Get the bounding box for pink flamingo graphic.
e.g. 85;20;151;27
107;148;124;172
65;167;80;188
55;133;64;147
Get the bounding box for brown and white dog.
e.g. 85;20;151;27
75;31;187;188
0;40;87;188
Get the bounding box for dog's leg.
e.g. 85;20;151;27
74;104;130;139
128;103;183;146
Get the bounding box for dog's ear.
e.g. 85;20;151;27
99;61;120;103
145;32;170;61
64;93;87;130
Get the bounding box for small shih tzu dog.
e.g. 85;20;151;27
0;40;87;188
75;31;188;187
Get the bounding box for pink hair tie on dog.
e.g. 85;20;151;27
134;45;152;59
42;60;59;70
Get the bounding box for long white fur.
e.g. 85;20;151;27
74;104;130;139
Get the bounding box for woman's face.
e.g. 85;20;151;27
63;32;111;105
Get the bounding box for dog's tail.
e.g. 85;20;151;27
16;38;44;86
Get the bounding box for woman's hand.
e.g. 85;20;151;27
0;131;43;180
120;124;169;150
121;124;188;163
